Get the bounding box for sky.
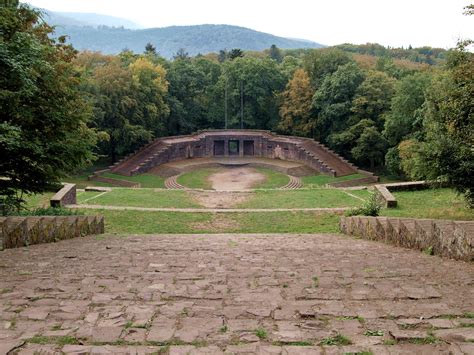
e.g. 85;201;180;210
25;0;473;49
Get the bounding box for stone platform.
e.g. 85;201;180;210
0;233;473;354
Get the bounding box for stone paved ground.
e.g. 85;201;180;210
0;233;473;354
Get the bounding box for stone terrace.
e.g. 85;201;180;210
0;233;473;354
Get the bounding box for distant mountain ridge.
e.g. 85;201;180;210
43;10;141;29
43;11;324;58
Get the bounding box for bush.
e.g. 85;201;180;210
13;207;83;216
346;192;383;217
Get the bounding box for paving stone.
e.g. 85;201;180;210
435;327;474;342
0;233;472;353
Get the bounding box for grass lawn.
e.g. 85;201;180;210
380;188;474;221
101;172;165;188
76;189;199;208
80;209;341;234
253;167;290;189
24;192;55;209
177;168;218;189
237;189;370;209
301;173;365;187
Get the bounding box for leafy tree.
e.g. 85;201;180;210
399;43;473;206
383;72;431;145
278;69;314;136
312;62;365;141
268;44;283;63
350;70;396;129
144;42;157;55
174;48;189;60
228;48;244;60
0;1;98;213
303;48;352;88
220;57;285;129
351;126;388;169
329;119;375;158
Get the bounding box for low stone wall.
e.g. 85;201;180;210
50;183;76;207
374;185;397;207
340;216;474;262
0;215;105;250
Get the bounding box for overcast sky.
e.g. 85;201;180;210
26;0;473;49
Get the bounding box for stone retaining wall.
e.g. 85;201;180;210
340;216;474;261
374;185;397;207
0;215;104;250
327;176;379;188
50;183;76;207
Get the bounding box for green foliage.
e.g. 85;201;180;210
0;2;98;214
398;44;474;207
15;207;82;216
320;334;352;346
346;192;383;217
254;328;268;339
351;126;388;169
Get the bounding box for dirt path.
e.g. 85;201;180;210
70;204;351;212
188;191;254;209
1;233;473;354
208;167;266;191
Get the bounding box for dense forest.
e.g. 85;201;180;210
1;1;473;209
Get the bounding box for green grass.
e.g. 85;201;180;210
301;173;365;187
80;209;341;234
24;192;55;209
380;188;474;221
177;168;218;189
102;172;165;188
252;168;290;189
76;189;198;208
237;189;370;209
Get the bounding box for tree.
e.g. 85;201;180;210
312;62;365;141
350;70;396;129
383;72;431;146
268;44;283;63
278;69;314;136
351;126;388;169
228;48;244;60
219;57;285;129
303;48;352;88
0;1;98;213
173;48;189;60
144;42;157;55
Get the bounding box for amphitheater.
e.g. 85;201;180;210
0;130;473;354
109;130;374;178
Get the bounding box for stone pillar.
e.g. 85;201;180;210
239;140;244;157
224;138;229;157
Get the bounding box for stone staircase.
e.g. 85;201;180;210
110;140;171;176
295;140;358;177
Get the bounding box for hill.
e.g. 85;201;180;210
43;10;141;29
50;23;324;57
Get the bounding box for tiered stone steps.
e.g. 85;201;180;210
110;141;171;176
164;175;185;190
296;140;358;177
280;176;303;190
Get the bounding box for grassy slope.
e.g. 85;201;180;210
81;209;340;234
253;168;290;189
77;189;199;208
177;168;217;189
238;189;370;209
301;173;365;187
380;188;474;221
101;172;165;188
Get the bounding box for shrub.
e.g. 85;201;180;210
14;207;83;216
346;192;383;217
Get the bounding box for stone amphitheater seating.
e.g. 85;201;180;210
109;130;376;181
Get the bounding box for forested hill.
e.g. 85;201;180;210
51;24;325;57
